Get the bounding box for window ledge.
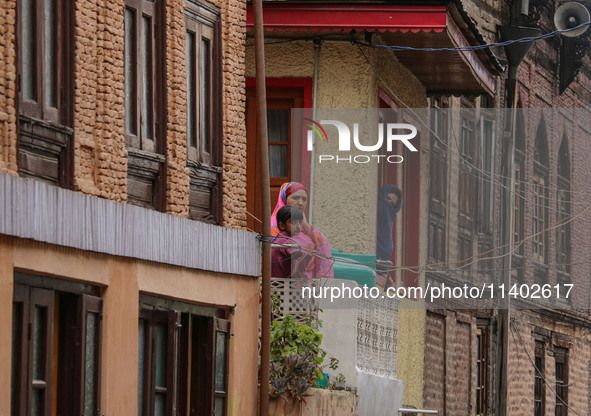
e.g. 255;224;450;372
187;160;222;175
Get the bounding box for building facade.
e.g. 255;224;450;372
0;0;261;415
244;1;500;408
422;1;591;415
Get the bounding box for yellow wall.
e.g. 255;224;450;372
0;236;260;416
246;36;426;254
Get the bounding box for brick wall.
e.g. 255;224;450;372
0;1;18;175
165;0;191;216
507;310;591;416
0;0;248;228
219;0;247;229
424;311;480;416
74;0;127;201
424;312;446;412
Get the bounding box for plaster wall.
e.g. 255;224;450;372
0;236;259;416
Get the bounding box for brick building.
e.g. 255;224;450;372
0;0;261;415
422;1;591;415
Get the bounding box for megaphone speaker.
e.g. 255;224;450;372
554;2;590;37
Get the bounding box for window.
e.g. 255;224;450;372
138;297;229;416
513;105;526;254
459;110;476;230
17;0;74;187
475;324;489;416
185;1;223;223
554;347;568;416
428;97;448;262
556;138;571;279
532;120;549;266
246;86;305;233
125;0;166;210
457;232;472;269
532;175;547;261
11;274;102;416
479;118;494;234
534;341;545;416
513;163;524;251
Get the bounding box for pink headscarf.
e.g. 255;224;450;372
271;182;307;237
271;182;334;278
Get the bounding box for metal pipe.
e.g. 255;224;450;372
308;39;321;225
253;1;271;415
398;409;438;414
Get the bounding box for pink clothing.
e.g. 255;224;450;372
271;183;334;279
271;232;296;279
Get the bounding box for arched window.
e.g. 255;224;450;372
513;104;525;254
556;136;571;278
512;103;526;282
532;118;549;265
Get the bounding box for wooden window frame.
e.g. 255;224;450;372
124;0;165;153
139;299;230;416
138;309;179;416
459;109;476;230
17;0;75;188
532;171;548;264
428;219;446;263
554;346;568;416
556;183;571;276
457;231;473;269
245;86;306;233
556;139;571;278
534;340;545;416
512;154;526;282
475;322;489;416
11;275;102;416
478;117;495;234
125;0;167;211
428;97;448;263
429;97;448;215
513;154;525;254
185;1;223;224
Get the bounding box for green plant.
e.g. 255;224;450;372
269;314;326;401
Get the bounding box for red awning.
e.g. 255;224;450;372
246;4;500;95
246;4;447;33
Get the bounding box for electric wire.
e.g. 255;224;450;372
511;321;582;416
358;21;591;53
257;193;591;275
252;45;591;277
356;41;591;224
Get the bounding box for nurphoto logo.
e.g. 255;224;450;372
304;119;418;164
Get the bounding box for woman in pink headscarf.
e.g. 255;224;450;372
271;182;334;279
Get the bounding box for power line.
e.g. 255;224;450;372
511;321;582;416
259;195;591;275
357;21;591;53
355;41;591;225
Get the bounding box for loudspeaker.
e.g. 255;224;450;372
554;2;590;37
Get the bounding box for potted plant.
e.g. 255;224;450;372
268;314;325;414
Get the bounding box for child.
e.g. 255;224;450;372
271;206;311;279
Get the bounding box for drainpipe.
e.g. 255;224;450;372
253;1;271;415
308;39;321;225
